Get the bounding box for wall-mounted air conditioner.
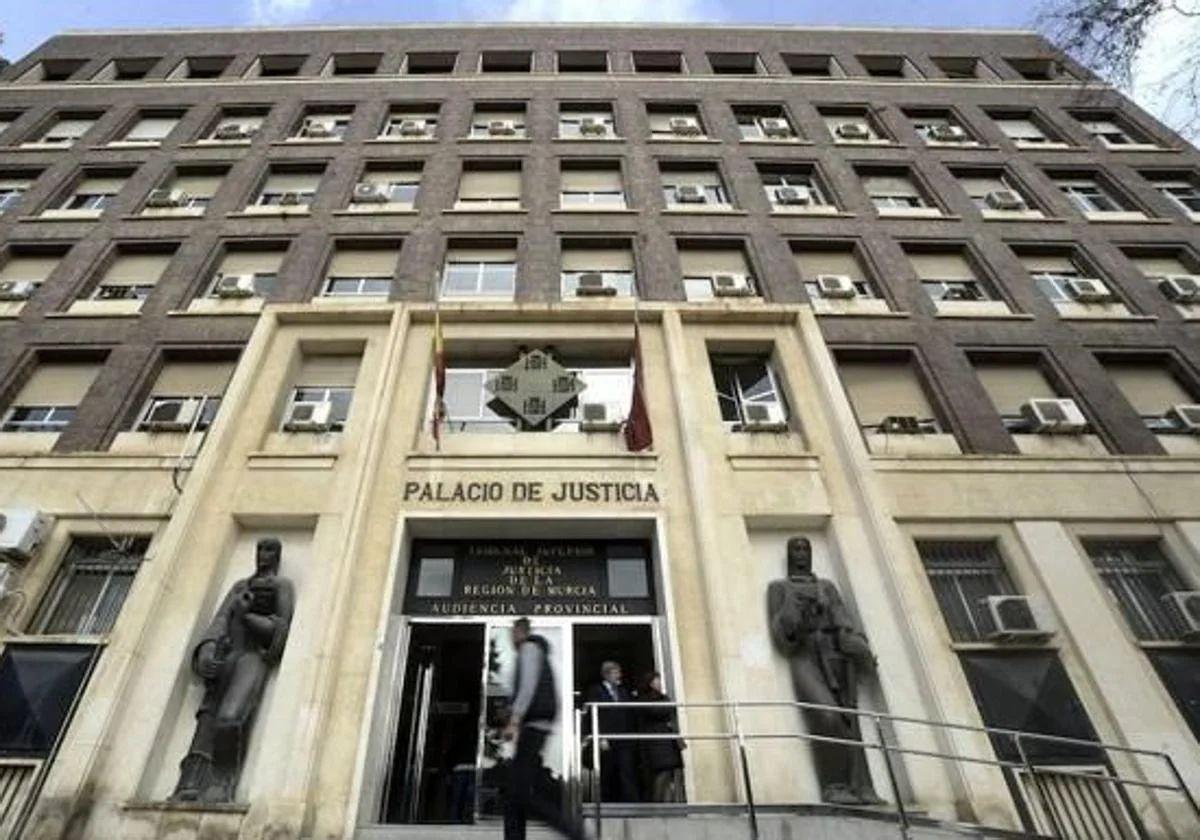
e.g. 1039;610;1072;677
284;400;333;432
982;595;1054;643
1021;398;1088;434
0;509;51;563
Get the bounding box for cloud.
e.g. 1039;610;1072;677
249;0;320;25
481;0;721;23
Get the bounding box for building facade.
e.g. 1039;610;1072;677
0;22;1198;840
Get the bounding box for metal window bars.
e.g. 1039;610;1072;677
573;698;1200;840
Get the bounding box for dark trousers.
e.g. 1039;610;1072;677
600;743;639;803
504;726;584;840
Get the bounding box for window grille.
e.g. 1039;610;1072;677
918;540;1018;642
1086;541;1188;642
33;537;148;635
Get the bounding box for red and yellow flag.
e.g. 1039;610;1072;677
624;320;653;452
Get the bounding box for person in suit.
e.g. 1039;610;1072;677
636;672;685;803
583;661;639;803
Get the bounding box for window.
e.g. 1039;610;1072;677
207;243;286;298
1146;174;1200;216
1146;650;1200;740
294;110;352;140
783;53;839;77
733;105;796;140
972;359;1068;432
18;59;88;83
0;644;97;757
87;249;172;303
204;109;266;142
858;55;918;78
821;108;885;143
1085;541;1189;641
380;105;438;140
1;361;100;433
633;51;684;74
933;56;990;80
793;245;879;300
647;104;705;139
660;163;730;208
32;114;98;147
0;113;16;138
1053;175;1138;216
354;165;421;207
252;168;322;210
469;104;527;139
480;51;532;73
708;52;760;75
953;169;1037;215
321;244;398;298
50;172;127;215
169;56;232;79
710;356;788;428
918;540;1019;642
285;354;359;432
861;170;936;214
247;54;305;78
144;168;225;213
760;166;834;211
557;50;607;73
678;241;756;301
135;359;233;432
560;162;626;209
440;241;517;300
285;386;352;431
1018;251;1092;304
1103;361;1197;433
0;247;65;297
906;110;975;145
1075;114;1149;148
558;104;615;138
992;113;1060;147
1006;57;1066;81
456;162;522;210
0;173;34;213
1123;248;1200;305
561;239;636;298
325;53;381;76
405;52;457;74
837;357;944;434
93;57;158;81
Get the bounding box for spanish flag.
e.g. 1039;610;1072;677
624;320;653;452
432;309;447;447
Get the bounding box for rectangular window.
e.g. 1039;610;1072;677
710;356;788;428
1;362;99;432
907;111;974;144
954;170;1033;214
286;354;359;432
208;245;285;297
380;106;438;139
793;246;878;299
1076;115;1148;147
37;116;97;146
1018;251;1088;304
558;104;616;138
322;245;398;298
89;250;172;302
469;106;526;139
633;51;684;74
404;52;456;74
861;171;932;212
120;114;181;144
859;55;918;78
326;53;381;76
55;174;126;213
822;109;884;143
678;243;755;301
973;360;1062;431
733;105;795;141
480;51;532;73
1146;650;1200;741
561;240;635;298
440;242;517;300
254;170;321;208
647;105;705;139
1104;363;1196;432
170;56;232;79
355;166;420;206
456;164;522;209
783;53;839;77
1151;178;1200;215
557;51;608;73
760;167;833;210
0;249;64;295
1085;541;1190;641
837;357;943;433
0;644;97;757
560;164;626;208
247;54;305;78
205;111;266;142
994;115;1055;145
908;251;991;303
708;52;760;75
1054;177;1136;215
33;536;149;635
0;175;31;213
933;56;988;79
661;165;729;208
918;540;1018;642
295;112;352;140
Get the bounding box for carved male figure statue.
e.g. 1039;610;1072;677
766;536;883;806
172;537;295;804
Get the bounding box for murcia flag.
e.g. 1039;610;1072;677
432;310;447;447
624;321;653;452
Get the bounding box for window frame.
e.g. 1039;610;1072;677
283;385;353;432
439;259;518;300
709;355;789;429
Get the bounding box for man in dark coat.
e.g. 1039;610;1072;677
583;661;639;803
636;672;685;802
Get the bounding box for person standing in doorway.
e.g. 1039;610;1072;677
636;672;685;803
584;661;639;803
502;618;587;840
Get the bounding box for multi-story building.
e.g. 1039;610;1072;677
0;22;1198;840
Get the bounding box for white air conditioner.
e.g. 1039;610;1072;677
983;595;1054;643
1066;277;1115;303
741;402;788;431
574;272;617;297
1021;398;1088;434
579;402;621;432
284;400;333;432
669;117;702;136
835;121;871;140
712;273;754;297
579;117;609;136
0;280;37;302
213;273;257;299
816;274;857;299
929;124;969;142
279;191;305;206
0;509;51;563
673;184;706;204
146;188;188;208
142;398;201;432
352;182;390;204
487;119;517;136
774;185;812;206
984;189;1025;211
1162;591;1200;641
301;120;336;139
880;415;924;434
214;123;253;140
398;118;428;137
1168;404;1200;433
760;117;791;137
1159;275;1200;303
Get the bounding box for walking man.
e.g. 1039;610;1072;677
502;617;587;840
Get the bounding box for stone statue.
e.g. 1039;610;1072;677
171;537;295;804
766;536;883;806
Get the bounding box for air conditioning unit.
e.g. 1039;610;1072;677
142;398;201;432
982;595;1054;643
816;274;857;299
941;287;975;302
984;189;1026;211
214;123;253;140
279;191;305;206
1162;591;1200;641
579;402;621;431
283;400;333;432
398;118;428;137
880;415;924;434
1159;275;1200;303
741;402;788;431
669;117;702;136
0;280;37;301
1021;398;1088;434
146;188;188;208
488;119;517;136
1066;278;1115;303
774;185;812;206
760;117;791;137
352;182;390;204
1167;404;1200;433
0;509;51;563
929;123;969;142
579;117;609;136
674;184;706;204
712;273;754;297
213;273;257;299
835;121;871;140
574;272;617;297
301;120;336;139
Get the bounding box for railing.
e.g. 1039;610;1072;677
574;699;1200;840
0;758;41;839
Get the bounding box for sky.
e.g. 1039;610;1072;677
0;0;1194;138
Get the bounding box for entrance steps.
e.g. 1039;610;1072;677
356;805;1038;840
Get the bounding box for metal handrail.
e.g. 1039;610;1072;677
575;698;1200;840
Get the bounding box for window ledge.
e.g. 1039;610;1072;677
124;210;206;220
444;207;527;215
876;209;956;220
1083;211;1153;223
647;137;721;144
32;210;104;221
366;136;436;144
661;207;748;216
185;140;253;148
771;208;852;218
813;306;910;318
333;207;418;216
275;137;344;146
738;138;813;146
554;136;627;143
980;210;1052;222
247;452;339;470
1058;313;1157;322
923;142;1001;152
934;309;1030;320
832;139;902;148
49;304;142;318
552;207;638;214
14;143;76;151
950;641;1059;652
458;136;531;143
228;208;311;218
106;140;162;149
1101;143;1170;153
1013;142;1080;151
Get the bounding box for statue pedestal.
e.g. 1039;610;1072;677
120;800;248;838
